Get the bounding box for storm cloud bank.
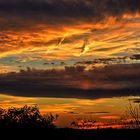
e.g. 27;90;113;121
0;0;140;27
0;0;140;17
0;63;140;99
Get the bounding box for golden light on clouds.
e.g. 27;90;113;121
0;14;139;63
0;93;136;128
0;65;17;73
0;0;140;129
0;3;139;75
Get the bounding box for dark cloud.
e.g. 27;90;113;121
0;0;139;17
68;111;79;115
0;0;140;30
129;98;140;103
1;85;140;99
0;63;140;99
74;54;140;66
130;54;140;60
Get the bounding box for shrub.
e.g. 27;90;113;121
0;105;58;128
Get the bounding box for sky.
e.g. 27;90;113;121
0;93;136;128
0;0;140;73
0;0;140;128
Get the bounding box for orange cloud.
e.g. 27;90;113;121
100;115;120;119
0;14;139;66
0;65;17;73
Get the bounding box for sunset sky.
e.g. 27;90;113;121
0;0;140;73
0;0;140;129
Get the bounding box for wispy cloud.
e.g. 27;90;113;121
0;0;140;71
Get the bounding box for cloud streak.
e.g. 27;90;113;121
0;0;140;71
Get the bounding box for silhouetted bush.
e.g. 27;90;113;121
121;102;140;129
0;105;58;128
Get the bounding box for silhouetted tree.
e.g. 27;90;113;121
0;105;58;129
121;102;140;129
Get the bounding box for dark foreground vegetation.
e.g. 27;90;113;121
0;105;139;140
1;127;140;140
0;105;58;129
